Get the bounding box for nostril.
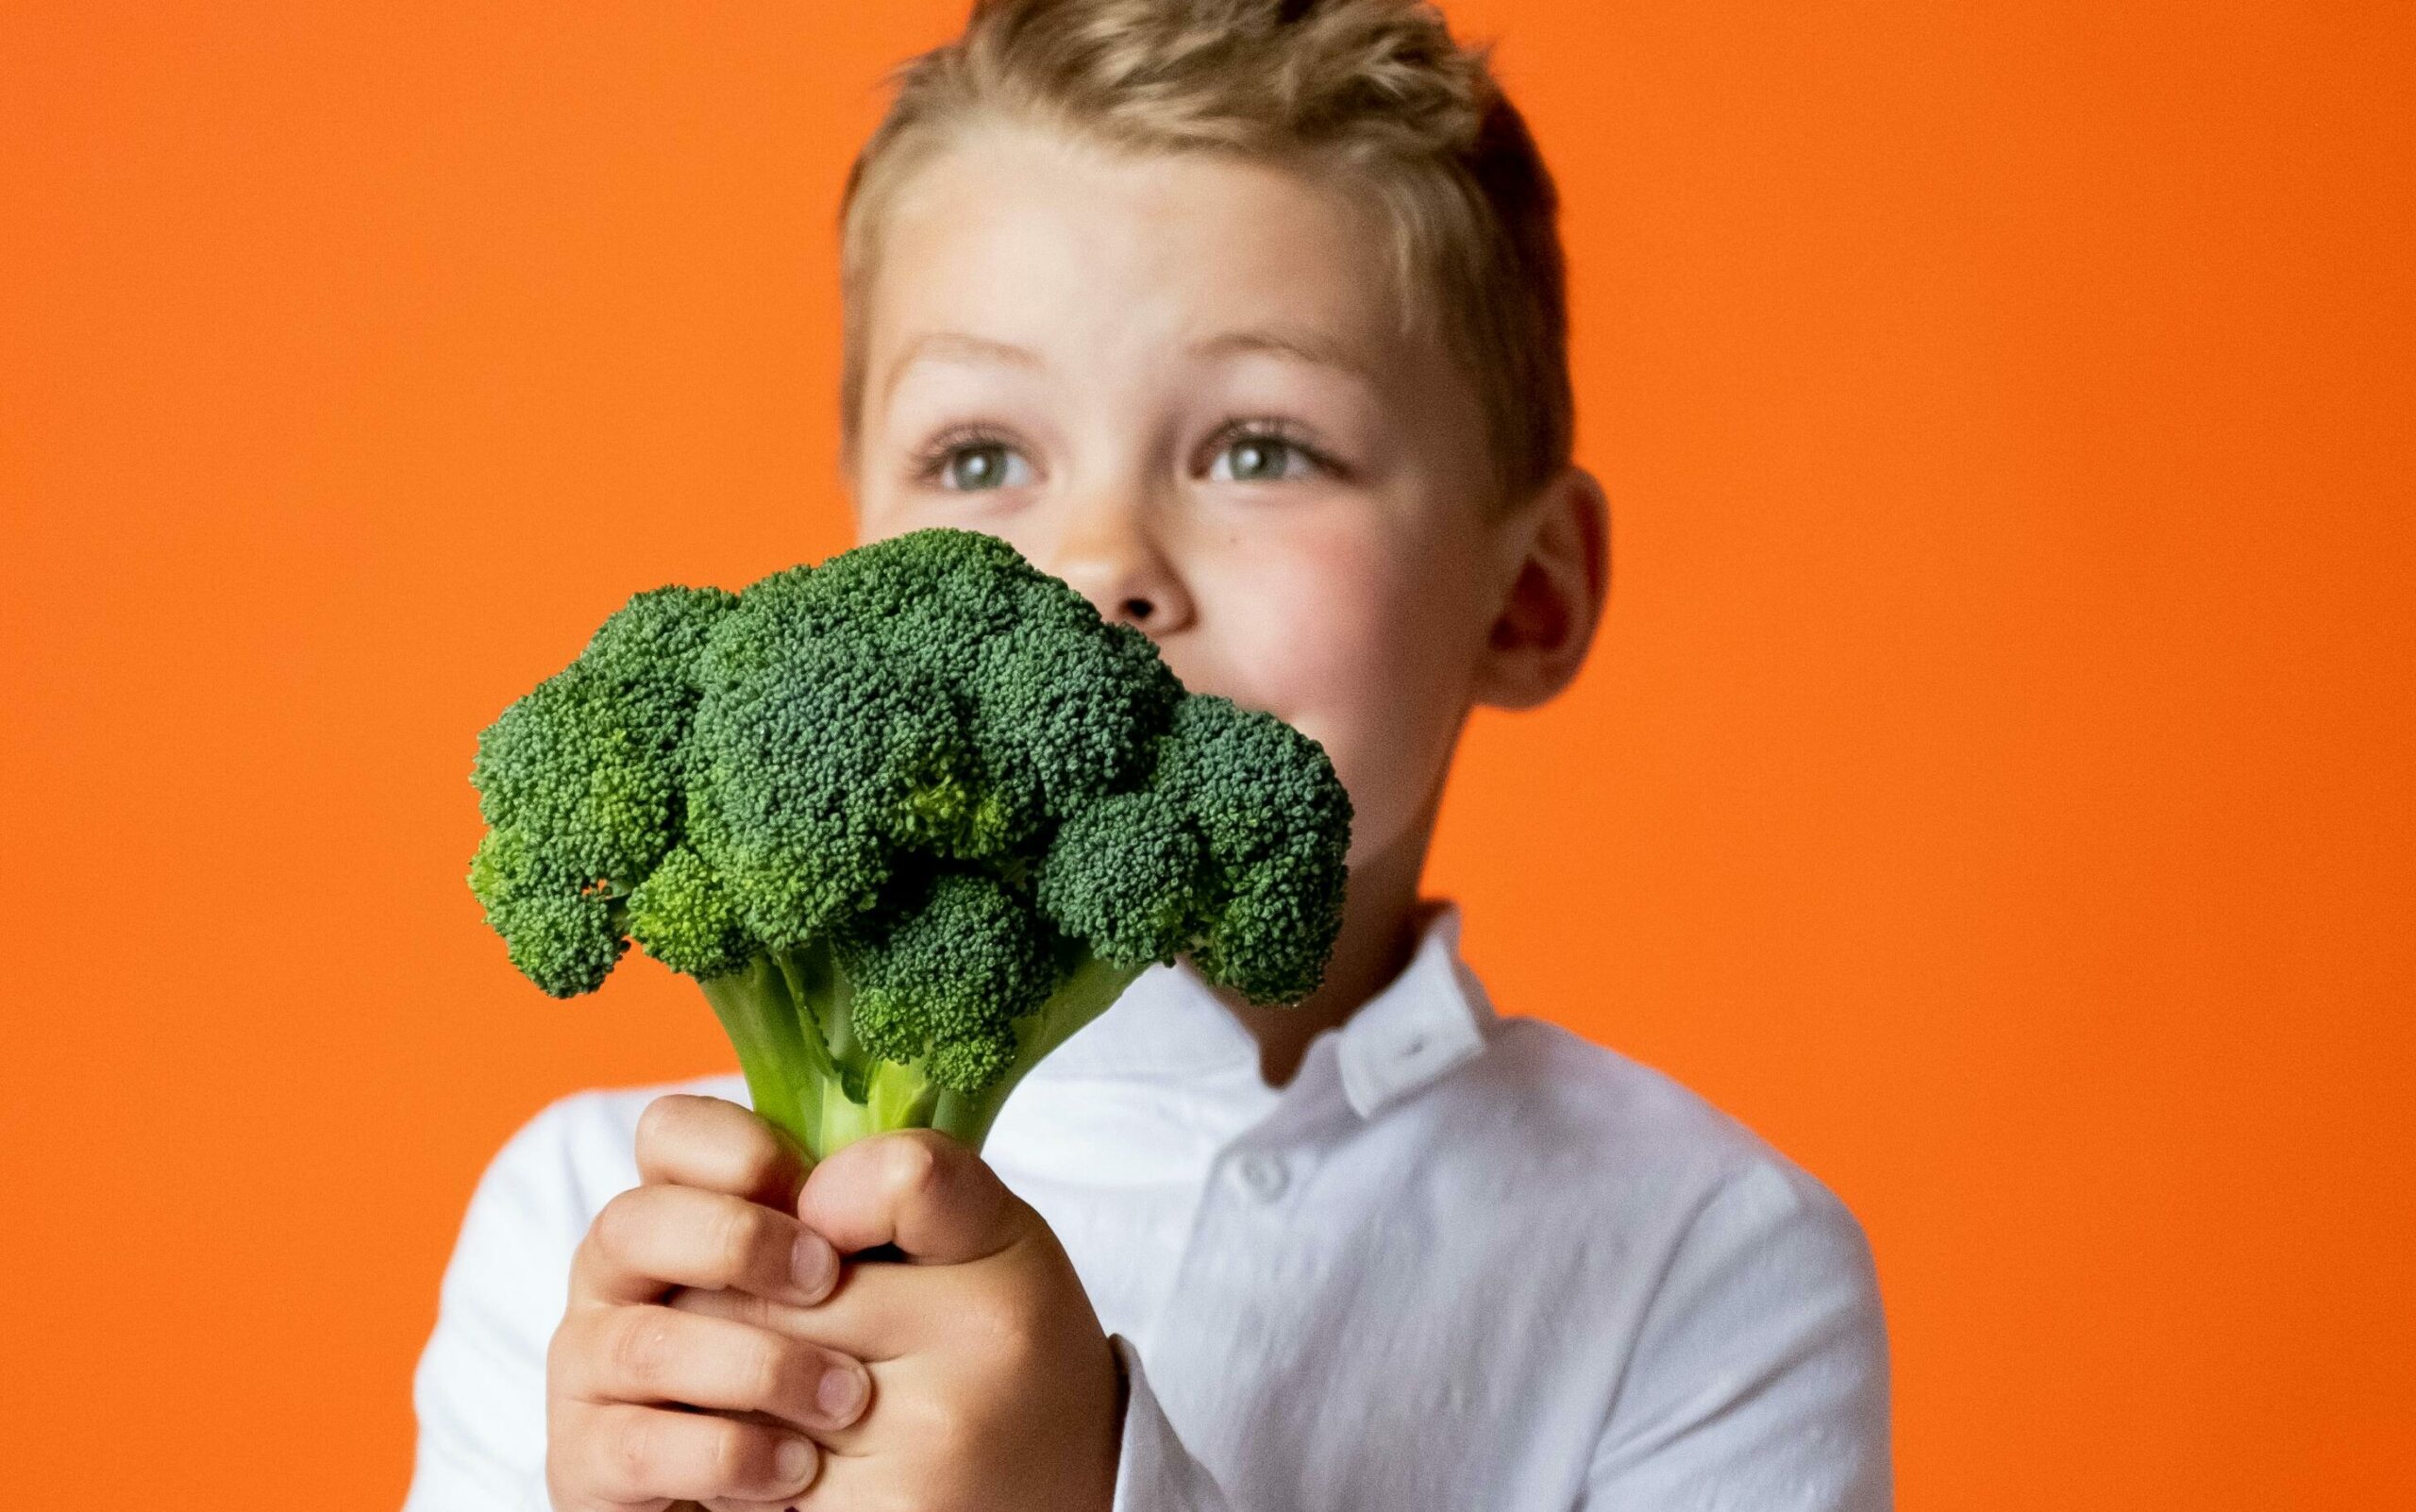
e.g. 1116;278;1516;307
1120;596;1154;623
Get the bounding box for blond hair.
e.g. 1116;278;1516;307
837;0;1572;510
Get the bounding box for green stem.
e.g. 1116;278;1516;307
696;955;823;1154
697;950;1148;1161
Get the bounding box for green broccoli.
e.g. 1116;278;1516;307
468;529;1351;1159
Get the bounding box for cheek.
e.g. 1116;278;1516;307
1188;525;1481;858
852;474;1008;546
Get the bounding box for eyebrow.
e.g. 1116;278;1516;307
1184;326;1375;381
879;325;1378;407
880;331;1045;406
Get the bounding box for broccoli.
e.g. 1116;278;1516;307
468;529;1351;1159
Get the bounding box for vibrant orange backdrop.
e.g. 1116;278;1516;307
2;1;2408;1504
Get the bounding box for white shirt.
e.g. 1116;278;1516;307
406;906;1892;1511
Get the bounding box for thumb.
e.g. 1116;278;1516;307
797;1129;1029;1266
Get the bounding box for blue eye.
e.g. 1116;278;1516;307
917;432;1033;493
1210;433;1315;483
1217;432;1314;480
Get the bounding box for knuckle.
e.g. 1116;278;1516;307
591;1187;652;1264
635;1093;722;1173
545;1309;600;1390
889;1132;946;1198
713;1198;777;1283
917;1396;979;1466
544;1314;575;1382
634;1093;687;1153
606;1308;675;1389
610;1408;657;1490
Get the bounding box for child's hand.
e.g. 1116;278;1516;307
544;1095;875;1512
667;1129;1127;1512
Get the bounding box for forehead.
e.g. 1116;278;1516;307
867;124;1414;372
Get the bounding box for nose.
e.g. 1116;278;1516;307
1043;486;1195;637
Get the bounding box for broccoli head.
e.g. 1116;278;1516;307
467;529;1351;1157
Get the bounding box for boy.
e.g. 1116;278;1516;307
407;2;1891;1508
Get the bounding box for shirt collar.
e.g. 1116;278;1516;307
1039;954;1262;1083
1331;900;1496;1119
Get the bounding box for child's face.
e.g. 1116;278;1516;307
849;124;1593;888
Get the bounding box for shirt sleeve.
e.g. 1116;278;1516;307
402;1098;598;1512
1108;1335;1236;1512
1582;1161;1894;1512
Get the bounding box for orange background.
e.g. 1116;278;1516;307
3;1;2409;1504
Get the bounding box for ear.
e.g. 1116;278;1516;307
1472;464;1610;712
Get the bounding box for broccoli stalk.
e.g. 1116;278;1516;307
467;529;1351;1164
698;947;1145;1157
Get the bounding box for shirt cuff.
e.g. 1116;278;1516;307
1108;1335;1232;1512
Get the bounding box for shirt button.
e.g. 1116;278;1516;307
1233;1151;1289;1201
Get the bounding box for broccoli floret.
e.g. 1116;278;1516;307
1035;789;1207;968
466;585;735;996
1147;695;1354;1004
843;870;1054;1093
468;529;1351;1159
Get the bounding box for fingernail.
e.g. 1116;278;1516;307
818;1363;865;1420
791;1233;836;1299
776;1436;815;1487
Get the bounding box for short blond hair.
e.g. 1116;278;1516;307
838;0;1572;510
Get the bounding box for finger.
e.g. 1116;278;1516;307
559;1302;872;1435
797;1130;1029;1266
671;1256;948;1369
668;1285;897;1461
636;1094;807;1207
573;1184;840;1308
562;1400;818;1506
